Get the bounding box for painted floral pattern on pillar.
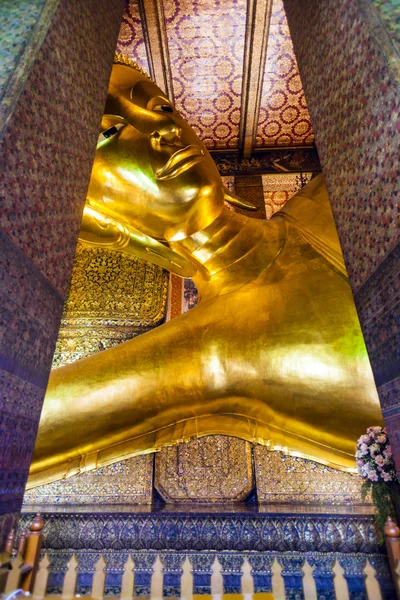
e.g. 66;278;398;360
116;0;150;73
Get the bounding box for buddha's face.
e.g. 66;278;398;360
87;63;224;241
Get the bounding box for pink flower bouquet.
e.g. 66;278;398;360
356;426;400;537
356;426;396;483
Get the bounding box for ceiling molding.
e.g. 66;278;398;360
210;147;321;176
138;0;175;101
239;0;273;158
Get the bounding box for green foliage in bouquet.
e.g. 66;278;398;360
361;479;400;536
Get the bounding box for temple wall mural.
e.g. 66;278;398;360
283;0;399;291
116;0;150;73
255;0;314;148
0;0;59;137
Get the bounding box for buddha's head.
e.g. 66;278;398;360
87;55;252;243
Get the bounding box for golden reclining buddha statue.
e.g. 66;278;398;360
28;54;383;488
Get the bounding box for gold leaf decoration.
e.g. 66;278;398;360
52;243;169;368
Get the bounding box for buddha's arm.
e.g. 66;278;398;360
79;204;195;277
30;309;209;486
278;175;347;277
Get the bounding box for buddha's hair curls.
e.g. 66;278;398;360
113;52;154;82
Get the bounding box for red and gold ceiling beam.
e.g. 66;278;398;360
138;0;174;101
239;0;273;158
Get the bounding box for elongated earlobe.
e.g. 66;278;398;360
223;187;257;211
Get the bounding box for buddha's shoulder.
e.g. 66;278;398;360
275;174;347;277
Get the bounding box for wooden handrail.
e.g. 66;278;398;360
0;529;15;594
384;516;400;599
21;513;44;593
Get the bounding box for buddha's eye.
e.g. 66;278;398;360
153;104;173;113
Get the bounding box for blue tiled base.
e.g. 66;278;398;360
20;509;396;599
40;549;396;599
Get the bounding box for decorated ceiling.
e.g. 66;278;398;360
256;0;314;147
116;0;314;154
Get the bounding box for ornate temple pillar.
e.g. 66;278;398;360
282;0;400;469
0;0;124;539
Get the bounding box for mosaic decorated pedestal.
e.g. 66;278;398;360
24;435;369;508
23;455;154;506
255;446;366;505
155;436;253;503
22;441;383;597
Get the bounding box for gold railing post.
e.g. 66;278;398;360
384;516;400;598
21;513;44;592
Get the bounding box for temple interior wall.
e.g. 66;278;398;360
52;243;169;368
0;0;125;542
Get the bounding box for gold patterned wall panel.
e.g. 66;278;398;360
256;0;314;147
52;242;169;368
155;435;253;503
23;454;154;506
116;0;150;73
254;446;369;505
165;0;247;149
262;172;312;218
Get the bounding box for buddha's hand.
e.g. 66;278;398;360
79;203;196;277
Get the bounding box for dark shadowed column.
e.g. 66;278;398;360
0;0;124;540
282;0;400;471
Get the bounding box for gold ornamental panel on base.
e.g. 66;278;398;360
254;446;370;505
23;454;154;506
155;435;253;503
53;242;169;368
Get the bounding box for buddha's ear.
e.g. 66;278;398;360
223;186;257;211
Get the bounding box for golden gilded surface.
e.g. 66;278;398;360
52;242;168;368
155;435;253;503
28;60;382;488
254;446;369;505
24;454;153;506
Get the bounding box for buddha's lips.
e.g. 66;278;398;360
155;145;204;180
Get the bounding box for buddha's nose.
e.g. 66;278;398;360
151;122;182;150
159;122;181;143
